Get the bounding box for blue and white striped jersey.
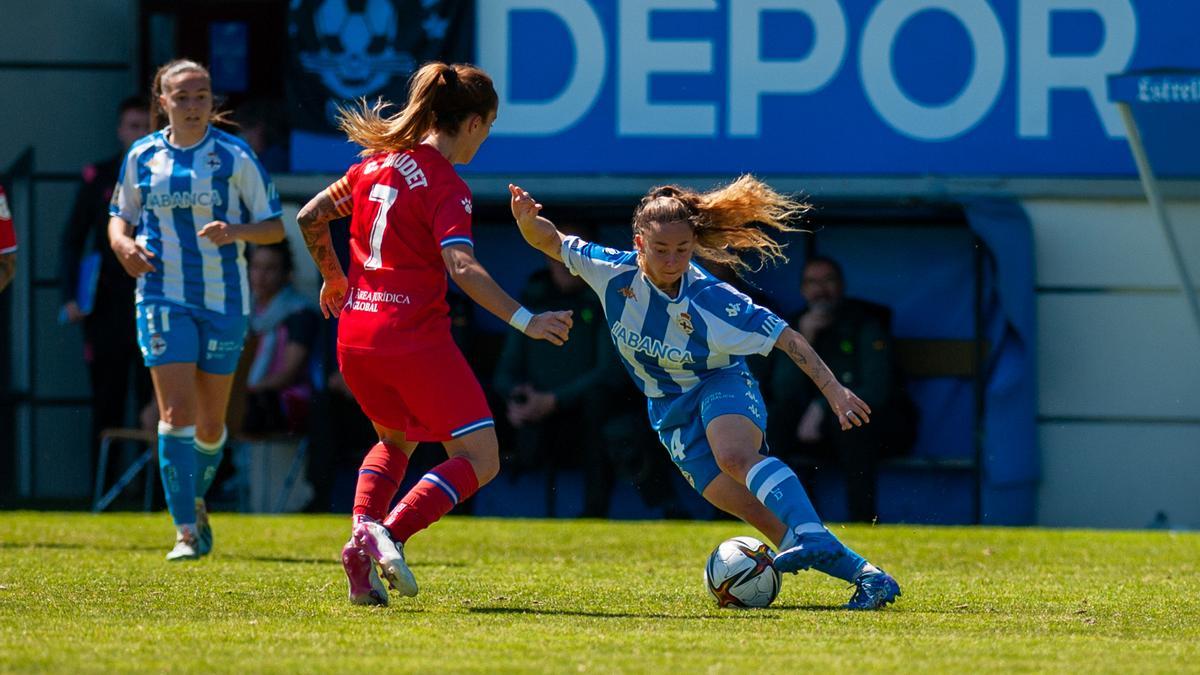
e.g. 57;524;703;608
110;126;282;315
560;235;786;398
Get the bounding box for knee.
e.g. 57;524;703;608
467;450;500;486
195;422;226;445
712;446;758;481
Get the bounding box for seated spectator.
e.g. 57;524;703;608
764;255;916;522
242;242;321;435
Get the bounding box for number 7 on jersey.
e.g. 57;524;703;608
364;183;398;270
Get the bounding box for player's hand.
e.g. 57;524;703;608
825;385;871;430
508;184;542;228
112;235;156;277
198;220;238;246
525;310;573;346
319;274;348;319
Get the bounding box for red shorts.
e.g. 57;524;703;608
337;341;494;442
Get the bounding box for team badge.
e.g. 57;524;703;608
676;312;694;335
619;287;636;299
204;152;222;171
149;335;168;357
0;193;10;220
461;197;472;214
680;469;696;489
726;302;742;317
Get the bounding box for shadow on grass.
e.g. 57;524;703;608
463;600;840;619
218;554;469;568
0;541;162;552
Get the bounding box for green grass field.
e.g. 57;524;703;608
1;512;1197;673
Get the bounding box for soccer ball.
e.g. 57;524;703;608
704;536;782;608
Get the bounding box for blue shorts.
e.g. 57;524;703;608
136;300;248;375
647;367;768;494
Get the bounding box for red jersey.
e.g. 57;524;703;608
0;186;15;254
330;144;474;354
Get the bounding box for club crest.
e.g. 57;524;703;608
676;312;694;335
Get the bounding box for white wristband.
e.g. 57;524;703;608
508;306;534;333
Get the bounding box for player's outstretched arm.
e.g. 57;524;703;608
773;325;872;430
442;244;573;346
297;186;349;318
509;184;566;262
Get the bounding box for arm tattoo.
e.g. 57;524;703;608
0;254;15;292
783;330;836;393
296;190;344;280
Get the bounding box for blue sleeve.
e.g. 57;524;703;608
695;284;786;356
559;235;636;296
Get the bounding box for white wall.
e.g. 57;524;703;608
1024;199;1200;529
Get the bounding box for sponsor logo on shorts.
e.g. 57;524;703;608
206;338;242;355
680;469;696;488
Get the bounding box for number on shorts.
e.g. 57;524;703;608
363;183;399;270
144;304;171;333
668;428;687;461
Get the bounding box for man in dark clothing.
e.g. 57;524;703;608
765;256;916;522
59;97;152;494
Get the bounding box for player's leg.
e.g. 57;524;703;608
190;310;248;556
139;301;203;561
379;341;497;546
700;472;787;547
384;425;499;544
346;423;417;605
708;414;899;608
336;350;419;603
149;362;201;561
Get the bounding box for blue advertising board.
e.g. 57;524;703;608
290;0;1200;176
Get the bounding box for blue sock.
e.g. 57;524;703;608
158;421;197;525
746;457;867;582
194;428;227;499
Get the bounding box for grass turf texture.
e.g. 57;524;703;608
1;513;1197;672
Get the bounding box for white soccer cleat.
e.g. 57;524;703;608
353;521;418;597
166;525;200;562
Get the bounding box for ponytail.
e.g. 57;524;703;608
338;62;498;156
633;175;810;273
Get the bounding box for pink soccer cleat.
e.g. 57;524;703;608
341;538;388;606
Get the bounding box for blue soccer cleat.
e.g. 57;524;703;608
845;568;901;610
773;534;847;574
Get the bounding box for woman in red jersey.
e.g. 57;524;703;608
297;61;573;606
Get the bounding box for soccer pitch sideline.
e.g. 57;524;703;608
1;513;1196;673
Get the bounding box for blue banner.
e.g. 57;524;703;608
294;1;1200;176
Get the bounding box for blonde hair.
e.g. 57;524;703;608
337;62;498;157
150;59;231;131
633;175;810;273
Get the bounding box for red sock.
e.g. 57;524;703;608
383;456;479;543
352;441;409;521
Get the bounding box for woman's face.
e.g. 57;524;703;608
457;109;497;164
635;219;695;289
160;70;213;137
